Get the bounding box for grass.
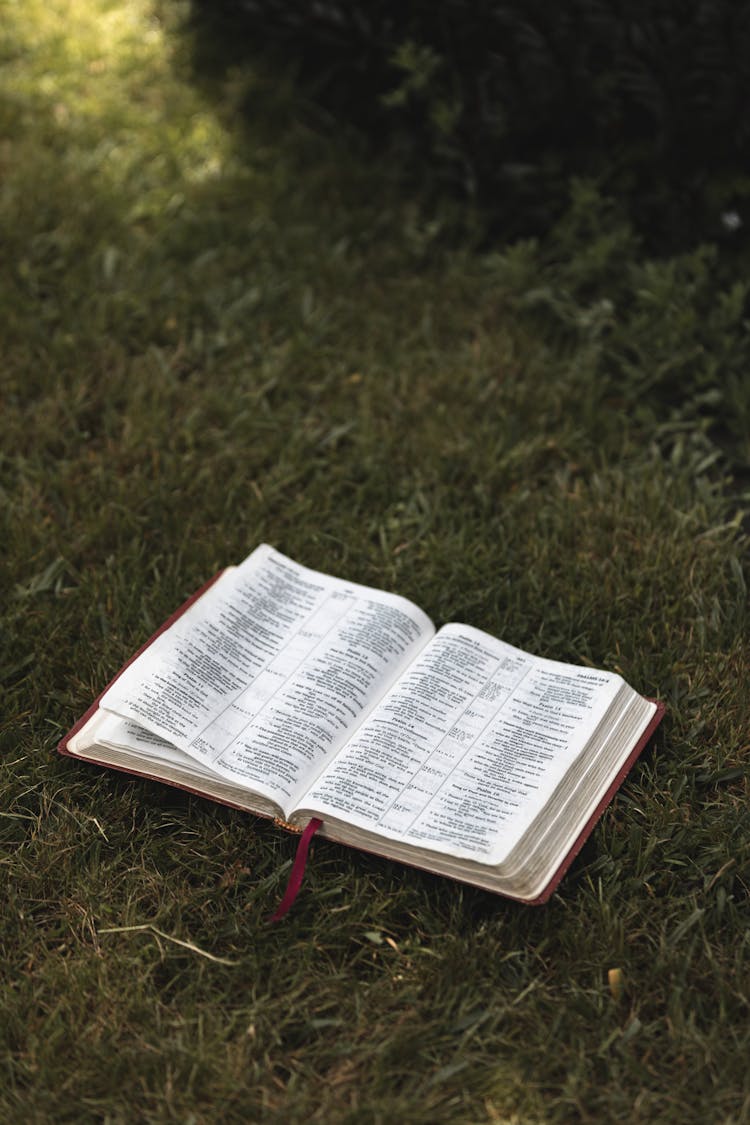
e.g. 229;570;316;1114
1;1;749;1121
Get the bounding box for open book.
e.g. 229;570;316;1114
60;545;664;903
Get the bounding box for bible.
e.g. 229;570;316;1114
59;545;664;903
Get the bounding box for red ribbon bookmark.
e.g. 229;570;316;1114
269;817;323;922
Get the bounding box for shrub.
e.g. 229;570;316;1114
192;0;750;249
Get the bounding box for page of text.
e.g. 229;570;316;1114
299;624;621;863
100;545;434;811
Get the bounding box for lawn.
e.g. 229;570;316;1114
1;2;748;1121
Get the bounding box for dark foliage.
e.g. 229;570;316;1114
191;0;750;249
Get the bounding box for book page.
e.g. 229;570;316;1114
297;624;623;864
91;713;221;781
100;546;434;812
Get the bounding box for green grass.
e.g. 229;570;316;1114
1;2;749;1121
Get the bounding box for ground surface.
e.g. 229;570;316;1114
1;2;749;1121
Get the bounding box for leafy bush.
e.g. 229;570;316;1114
482;180;750;481
193;0;750;248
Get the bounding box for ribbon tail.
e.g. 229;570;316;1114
268;817;322;922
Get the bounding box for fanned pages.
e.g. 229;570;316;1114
61;545;664;903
